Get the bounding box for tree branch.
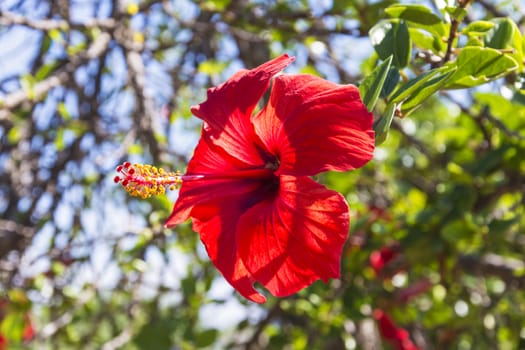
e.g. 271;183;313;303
0;31;111;120
458;253;525;288
0;10;116;31
443;0;473;63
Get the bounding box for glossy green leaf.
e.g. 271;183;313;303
385;4;441;25
390;66;455;106
385;4;446;36
400;67;456;113
484;18;524;71
380;67;400;98
370;20;411;68
373;102;396;145
445;47;519;89
359;55;392;112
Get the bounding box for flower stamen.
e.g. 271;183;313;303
114;162;183;199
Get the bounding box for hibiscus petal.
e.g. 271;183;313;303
164;167;268;302
165;131;278;227
192;212;267;303
165;135;268;226
165;137;270;303
166;168;268;303
191;54;295;166
252;74;375;176
236;175;349;297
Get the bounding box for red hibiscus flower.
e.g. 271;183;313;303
373;309;419;350
157;54;375;302
370;245;400;276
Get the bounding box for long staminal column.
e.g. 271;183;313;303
114;162;276;199
114;162;187;199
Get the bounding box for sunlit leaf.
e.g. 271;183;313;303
462;21;495;35
445;47;519;88
370;20;411;68
360;55;392;111
385;4;447;36
390;66;455;107
198;60;228;76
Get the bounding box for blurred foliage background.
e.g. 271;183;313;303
0;0;524;349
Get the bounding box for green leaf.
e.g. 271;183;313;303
441;217;477;248
445;6;467;21
385;4;446;37
380;67;400;98
485;18;514;50
390;66;455;107
465;36;484;47
20;74;36;99
201;0;231;11
470;145;510;176
409;28;445;54
0;312;25;343
195;329;218;348
7;126;22;144
198;60;228;76
359;55;392;112
133;320;173;350
399;67;456;114
373;102;396;145
48;28;64;43
385;4;442;25
57;102;72;120
35;61;59;81
462;21;495;35
484;18;524;71
66;41;87;56
445;47;519;89
54;128;65;151
128;143;143;155
370;20;411;68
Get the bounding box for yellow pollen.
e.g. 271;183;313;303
114;162;183;199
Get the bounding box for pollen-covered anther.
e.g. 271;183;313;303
114;162;183;199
